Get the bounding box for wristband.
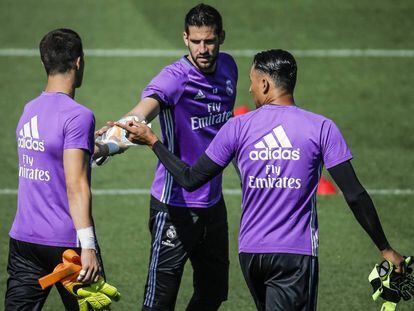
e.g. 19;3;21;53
106;140;120;155
77;226;96;250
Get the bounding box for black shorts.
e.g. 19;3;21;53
4;238;104;311
142;196;229;311
239;253;318;311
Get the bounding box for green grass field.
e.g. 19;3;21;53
1;0;414;310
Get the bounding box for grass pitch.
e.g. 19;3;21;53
1;1;413;310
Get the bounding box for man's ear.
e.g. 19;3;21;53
262;77;270;95
219;30;225;44
75;57;82;70
183;31;189;47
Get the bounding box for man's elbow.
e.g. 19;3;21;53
344;190;369;209
66;180;91;198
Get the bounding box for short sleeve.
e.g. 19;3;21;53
321;119;353;169
205;117;239;167
64;110;95;154
141;66;186;107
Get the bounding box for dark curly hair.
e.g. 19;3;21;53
39;28;83;75
253;49;297;93
185;3;223;35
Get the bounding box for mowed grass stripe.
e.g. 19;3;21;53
1;48;414;58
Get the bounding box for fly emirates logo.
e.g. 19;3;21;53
248;125;301;190
249;125;300;161
18;115;51;182
191;102;232;130
18;116;45;152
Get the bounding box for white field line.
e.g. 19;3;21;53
1;49;414;58
0;188;413;196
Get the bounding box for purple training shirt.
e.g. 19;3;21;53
142;53;238;207
10;92;95;247
205;104;353;256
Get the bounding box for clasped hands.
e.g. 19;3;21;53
110;120;159;148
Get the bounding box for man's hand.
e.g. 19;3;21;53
78;249;101;284
95;112;148;138
94;122;113;138
76;278;121;311
369;256;414;311
382;248;405;273
114;120;159;148
39;249;119;310
63;275;120;311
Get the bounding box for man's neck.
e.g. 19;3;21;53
44;72;76;98
186;55;216;74
265;91;295;107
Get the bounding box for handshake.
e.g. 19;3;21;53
39;250;120;310
93;116;156;166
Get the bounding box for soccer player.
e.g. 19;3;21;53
116;49;405;311
96;4;237;310
5;29;103;310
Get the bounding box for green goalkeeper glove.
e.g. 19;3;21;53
369;256;414;311
64;277;120;311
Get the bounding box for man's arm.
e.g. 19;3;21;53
124;96;160;123
95;97;160;137
152;141;224;191
115;121;225;191
93;96;160;162
328;161;404;271
64;148;101;283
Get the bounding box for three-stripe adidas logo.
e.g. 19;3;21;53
17;115;45;152
254;125;292;149
249;125;300;161
194;89;206;100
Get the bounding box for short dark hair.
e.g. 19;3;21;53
253;49;297;93
39;28;83;75
185;3;223;35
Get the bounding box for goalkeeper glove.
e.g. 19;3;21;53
369;256;414;310
93;116;150;167
98;116;151;148
39;249;120;310
63;276;120;311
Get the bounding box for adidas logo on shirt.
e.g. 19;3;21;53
249;125;300;161
18;115;45;152
194;89;206;100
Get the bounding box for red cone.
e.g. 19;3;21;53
317;176;337;195
234;105;250;116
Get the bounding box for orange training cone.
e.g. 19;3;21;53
317;176;337;195
234;105;250;116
